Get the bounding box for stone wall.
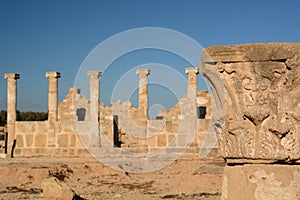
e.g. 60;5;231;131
13;87;93;157
0;126;6;155
14;121;89;157
11;87;212;157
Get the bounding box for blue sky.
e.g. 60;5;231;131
0;0;299;113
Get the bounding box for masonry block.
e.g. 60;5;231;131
147;136;156;147
222;164;300;200
70;134;76;147
57;134;69;148
157;134;166;147
25;134;33;147
35;134;47;147
16;135;24;147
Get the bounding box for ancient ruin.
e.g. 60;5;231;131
0;42;300;199
0;66;212;158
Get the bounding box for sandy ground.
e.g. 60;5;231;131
0;156;225;199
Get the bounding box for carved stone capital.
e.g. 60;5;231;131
45;72;61;79
185;67;199;75
88;71;102;78
136;68;150;76
202;43;300;163
4;73;20;80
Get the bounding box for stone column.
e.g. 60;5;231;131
45;72;60;147
88;71;101;148
4;73;20;157
185;67;199;99
136;68;150;119
88;71;102;124
45;72;61;122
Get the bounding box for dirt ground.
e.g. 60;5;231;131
0;155;225;200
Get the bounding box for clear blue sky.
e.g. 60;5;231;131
0;0;299;113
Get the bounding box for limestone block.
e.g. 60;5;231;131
69;149;75;156
157;135;166;147
222;164;300;200
25;134;33;147
13;148;22;156
34;134;47;147
33;148;50;156
76;148;90;156
57;134;69;148
70;134;76;147
147;136;157;147
147;119;165;137
204;43;300;63
166;121;179;133
75;137;85;148
61;121;75;132
197;119;209;131
22;149;34;156
16;135;23;147
35;122;47;133
42;177;76;200
177;134;187;147
16;122;34;133
167;134;175;144
202;43;300;163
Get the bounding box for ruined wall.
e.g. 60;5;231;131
6;63;213;158
14;121;89;157
201;42;300;199
12;87;213;157
14;88;92;157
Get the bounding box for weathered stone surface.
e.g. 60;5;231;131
58;88;90;122
16;135;23;147
204;42;300;63
57;134;69;148
222;164;300;200
45;71;60;122
70;134;76;147
88;71;101;125
147;136;156;147
136;68;150;119
5;73;20;157
202;43;300;163
25;134;33;147
185;67;199;99
42;177;76;200
157;134;167;147
16;122;34;133
34;134;47;147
